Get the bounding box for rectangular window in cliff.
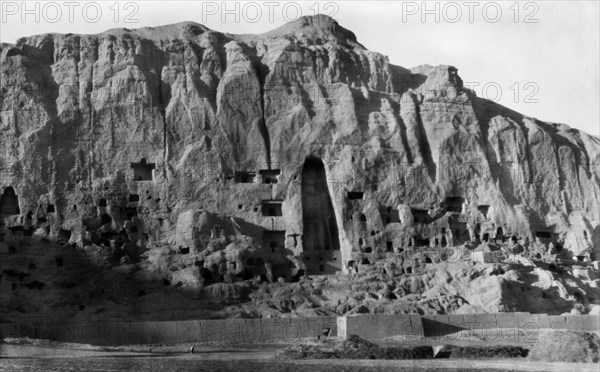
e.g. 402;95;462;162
478;205;490;219
380;206;400;224
347;191;364;200
234;172;256;183
129;194;140;203
131;159;155;181
535;231;552;239
59;229;71;241
259;169;280;184
123;207;138;220
411;209;430;224
444;196;464;213
262;231;285;254
261;200;283;217
415;238;430;247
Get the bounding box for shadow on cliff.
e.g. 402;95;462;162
0;234;261;331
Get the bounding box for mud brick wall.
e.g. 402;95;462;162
1;313;597;345
0;316;337;346
337;314;423;340
337;313;599;342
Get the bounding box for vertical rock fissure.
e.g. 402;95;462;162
157;69;168;163
87;63;95;185
413;102;436;182
255;62;271;169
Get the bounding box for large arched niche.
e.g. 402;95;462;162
301;156;341;274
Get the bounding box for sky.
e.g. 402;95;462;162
1;0;598;137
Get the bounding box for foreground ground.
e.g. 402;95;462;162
1;344;597;372
2;332;598;372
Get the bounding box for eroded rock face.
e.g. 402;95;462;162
1;16;599;320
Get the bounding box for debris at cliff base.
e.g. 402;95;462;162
276;335;530;360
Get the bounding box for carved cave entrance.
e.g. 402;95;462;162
0;187;20;215
301;157;341;275
131;158;155;181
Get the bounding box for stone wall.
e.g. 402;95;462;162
2;313;597;346
0;317;337;346
337;313;599;343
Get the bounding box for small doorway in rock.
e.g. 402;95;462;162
131;158;155;181
261;200;283;217
259;169;280;184
496;227;504;241
234;172;256;183
0;187;20;215
386;241;393;252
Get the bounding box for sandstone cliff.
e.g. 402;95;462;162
1;15;599;321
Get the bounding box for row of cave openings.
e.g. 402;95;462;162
0;157;157;216
229;169;281;184
3;153;568;277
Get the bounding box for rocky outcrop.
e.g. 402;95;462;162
1;15;599;321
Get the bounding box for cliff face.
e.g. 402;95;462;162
1;14;599;286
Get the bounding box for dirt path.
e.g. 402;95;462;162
284;358;599;372
1;344;598;372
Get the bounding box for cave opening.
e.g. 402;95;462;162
496;227;504;241
59;229;71;241
347;191;364;200
301;156;341;274
445;196;464;213
100;213;112;225
0;187;20;215
234;172;255;183
380;206;400;224
478;205;490;219
259;169;280;184
411;209;429;224
131;158;155;181
416;238;430;247
123;207;138;220
262;230;285;254
261;200;283;217
535;231;552;239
